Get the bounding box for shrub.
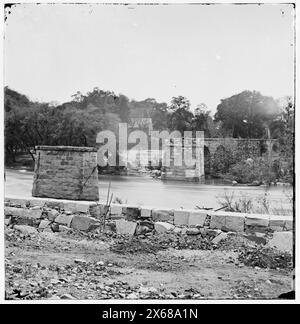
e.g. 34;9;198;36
227;158;276;184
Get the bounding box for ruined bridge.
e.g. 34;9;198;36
162;138;280;181
97;135;280;181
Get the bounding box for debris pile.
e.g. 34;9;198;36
238;246;293;270
110;232;215;254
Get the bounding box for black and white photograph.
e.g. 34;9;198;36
1;1;297;304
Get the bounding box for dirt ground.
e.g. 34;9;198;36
5;228;293;300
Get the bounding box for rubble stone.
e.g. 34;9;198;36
173;227;183;234
71;215;101;231
115;219;137;236
55;214;74;227
267;231;293;253
154;222;175;233
38;220;51;230
46;209;59;222
186;228;201;235
14;225;38;235
212;232;228;244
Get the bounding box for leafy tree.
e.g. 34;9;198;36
168;96;193;133
214;90;280;138
271;97;294;182
192;103;217;137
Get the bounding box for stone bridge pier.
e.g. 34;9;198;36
32;146;99;201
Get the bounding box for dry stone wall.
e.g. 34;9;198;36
5;197;293;235
32;146;99;201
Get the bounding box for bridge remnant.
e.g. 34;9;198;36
161;138;279;181
32;146;99;201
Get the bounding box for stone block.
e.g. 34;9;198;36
110;204;123;216
188;210;207;227
284;219;293;231
267;231;293;253
5;217;11;226
5;207;42;226
55;214;74;227
46;209;59;222
152;209;174;222
5;207;42;219
269;215;286;231
140;208;152;218
115;219;137;236
174;210;189;225
224;213;245;232
70;215;101;232
209;212;226;230
32;146;99;201
154;222;175;233
245;214;269;227
38;219;51;230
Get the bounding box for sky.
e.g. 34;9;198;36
4;3;295;112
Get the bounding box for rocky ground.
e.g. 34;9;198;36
5;225;293;300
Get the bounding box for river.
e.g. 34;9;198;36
4;169;293;213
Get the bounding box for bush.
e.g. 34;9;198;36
227;158;276;184
211;147;234;177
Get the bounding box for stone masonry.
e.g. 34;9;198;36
32;146;99;201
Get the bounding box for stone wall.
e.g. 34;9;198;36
32;146;99;201
5;197;293;235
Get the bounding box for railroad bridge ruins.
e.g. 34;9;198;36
96;133;280;181
162;137;280;181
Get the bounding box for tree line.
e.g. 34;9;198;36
4;86;294;169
